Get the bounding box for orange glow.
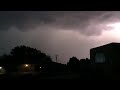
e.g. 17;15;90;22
25;64;28;67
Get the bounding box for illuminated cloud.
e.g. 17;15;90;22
1;11;120;63
0;11;120;36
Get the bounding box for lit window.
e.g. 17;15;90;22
95;53;105;63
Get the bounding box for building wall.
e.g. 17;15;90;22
90;43;120;79
90;46;113;64
90;43;120;64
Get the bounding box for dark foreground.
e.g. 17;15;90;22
0;72;118;80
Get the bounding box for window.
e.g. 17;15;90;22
95;52;105;63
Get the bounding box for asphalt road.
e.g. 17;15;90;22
0;71;118;80
0;72;96;80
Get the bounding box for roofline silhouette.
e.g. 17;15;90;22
90;42;120;50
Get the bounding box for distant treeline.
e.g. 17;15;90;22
0;45;92;73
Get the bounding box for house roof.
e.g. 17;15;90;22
90;42;120;50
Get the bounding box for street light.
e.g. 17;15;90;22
25;64;28;67
0;67;2;69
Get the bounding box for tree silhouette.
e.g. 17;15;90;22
10;45;52;64
0;45;53;73
67;56;80;72
0;54;14;65
80;58;91;64
79;58;91;72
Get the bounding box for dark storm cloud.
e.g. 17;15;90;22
0;11;120;36
0;11;55;30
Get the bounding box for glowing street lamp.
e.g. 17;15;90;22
0;67;2;69
40;67;41;69
25;64;28;67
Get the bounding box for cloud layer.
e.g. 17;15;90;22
1;11;120;63
0;11;120;36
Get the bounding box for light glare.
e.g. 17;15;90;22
107;22;120;30
0;67;2;69
25;64;28;67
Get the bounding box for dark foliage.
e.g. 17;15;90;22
67;56;80;72
0;45;53;72
10;45;52;64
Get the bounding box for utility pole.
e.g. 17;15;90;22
55;55;58;63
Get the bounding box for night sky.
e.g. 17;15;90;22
0;11;120;64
